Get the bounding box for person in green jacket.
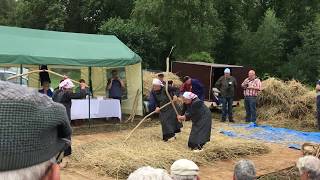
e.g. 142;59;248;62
215;68;237;122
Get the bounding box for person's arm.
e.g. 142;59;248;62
247;79;261;91
148;92;157;112
241;78;249;88
119;79;125;88
180;83;186;92
233;77;237;89
107;79;113;90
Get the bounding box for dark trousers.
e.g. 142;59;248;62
111;96;122;104
244;96;257;122
188;142;205;150
317;96;320;130
221;97;233;121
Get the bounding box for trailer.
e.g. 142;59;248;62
171;61;249;109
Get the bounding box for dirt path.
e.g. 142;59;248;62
199;144;300;180
61;127;301;180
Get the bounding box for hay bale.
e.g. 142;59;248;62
257;78;317;128
143;71;183;97
71;123;269;179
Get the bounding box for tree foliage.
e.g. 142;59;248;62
100;18;166;69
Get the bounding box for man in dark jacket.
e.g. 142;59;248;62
215;68;237;122
149;78;182;142
106;69;125;103
177;92;212;152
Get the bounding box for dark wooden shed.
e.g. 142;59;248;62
171;61;249;101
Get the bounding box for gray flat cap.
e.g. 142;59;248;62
0;81;72;171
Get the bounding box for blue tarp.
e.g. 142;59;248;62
220;123;320;150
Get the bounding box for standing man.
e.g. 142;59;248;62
241;70;261;123
107;69;125;103
215;68;237;122
180;76;205;101
316;80;320;130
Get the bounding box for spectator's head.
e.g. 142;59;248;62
0;81;72;180
79;79;86;83
297;155;320;180
152;78;164;91
42;81;50;90
127;166;172;180
248;70;256;80
168;80;174;86
59;78;75;91
183;76;192;85
111;69;118;78
170;159;199;180
182;92;198;104
224;68;231;77
157;73;165;82
233;160;256;180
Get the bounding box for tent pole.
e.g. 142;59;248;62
19;64;23;85
88;67;93;128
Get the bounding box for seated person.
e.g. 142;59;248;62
38;81;53;97
127;166;172;180
171;159;199;180
75;79;90;98
233;160;256;180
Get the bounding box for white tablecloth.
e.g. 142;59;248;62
71;99;121;120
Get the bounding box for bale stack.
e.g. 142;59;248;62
257;78;316;128
143;71;183;97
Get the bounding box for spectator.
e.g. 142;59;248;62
177;92;212;152
127;166;172;180
316;80;320;130
180;76;205;101
0;80;72;180
241;70;261;123
233;160;256;180
170;159;199;180
158;73;166;85
215;68;237;122
52;78;87;158
38;81;53;97
75;79;90;98
297;156;320;180
106;69;125;103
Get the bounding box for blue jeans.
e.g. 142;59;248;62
244;96;257;122
317;96;320;129
221;97;233;121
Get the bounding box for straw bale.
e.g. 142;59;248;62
257;78;317;128
143;71;183;97
71;122;269;179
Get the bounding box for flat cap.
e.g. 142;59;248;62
0;81;72;171
171;159;199;176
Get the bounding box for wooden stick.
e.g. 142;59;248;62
165;81;179;116
7;70;43;80
127;89;141;122
123;102;171;142
7;69;81;85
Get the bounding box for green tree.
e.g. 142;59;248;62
281;15;320;84
15;0;66;31
186;52;214;63
237;9;286;76
100;18;166;69
132;0;224;58
0;0;16;26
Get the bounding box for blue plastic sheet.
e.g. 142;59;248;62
220;123;320;150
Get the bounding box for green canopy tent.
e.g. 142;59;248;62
0;25;143;123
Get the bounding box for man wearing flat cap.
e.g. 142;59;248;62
171;159;200;180
0;81;72;180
